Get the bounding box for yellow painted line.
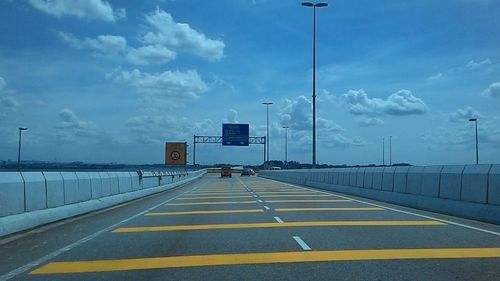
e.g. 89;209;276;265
177;196;253;200
31;247;500;274
166;201;258;206
260;194;333;198
276;207;384;212
266;199;351;203
255;191;320;194
145;209;264;216
186;193;250;196
113;220;444;233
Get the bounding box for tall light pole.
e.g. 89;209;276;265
469;118;479;164
382;137;385;166
283;126;289;166
18;127;28;168
302;1;328;169
389;135;392;166
262;102;273;165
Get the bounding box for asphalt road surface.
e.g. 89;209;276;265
1;174;500;281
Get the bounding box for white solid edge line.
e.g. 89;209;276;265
264;178;500;237
274;216;284;223
0;183;203;281
293;236;312;251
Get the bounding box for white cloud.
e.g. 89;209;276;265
225;109;239;123
56;109;101;142
0;76;20;111
449;106;482;123
29;0;125;22
140;7;225;61
343;89;428;117
107;68;208;100
481;82;500;99
466;58;492;69
359;117;384;127
59;32;127;55
126;45;177;65
427;72;443;80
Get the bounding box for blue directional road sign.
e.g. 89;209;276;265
222;124;249;146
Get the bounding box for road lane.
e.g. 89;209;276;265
2;174;500;281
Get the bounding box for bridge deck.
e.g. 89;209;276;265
1;174;499;280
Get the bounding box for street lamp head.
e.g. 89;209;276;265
316;2;328;7
19;127;28;131
262;102;273;105
469;118;477;122
301;2;314;7
282;126;289;129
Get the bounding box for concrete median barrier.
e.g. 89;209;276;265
60;172;79;204
393;166;409;193
259;165;500;225
0;172;24;217
382;167;395;192
420;166;443;197
43;172;64;208
406;166;425;195
88;172;102;199
439;165;465;200
108;172;120;195
21;172;47;212
372;167;384;190
363;167;375;189
461;165;491;204
489;165;500;205
75;172;92;202
0;169;206;237
355;167;365;187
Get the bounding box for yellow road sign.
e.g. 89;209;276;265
165;142;187;166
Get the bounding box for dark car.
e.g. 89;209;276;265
241;168;254;176
221;166;232;178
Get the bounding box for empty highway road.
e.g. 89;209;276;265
1;174;500;280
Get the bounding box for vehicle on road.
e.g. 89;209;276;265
241;168;255;176
221;166;232;178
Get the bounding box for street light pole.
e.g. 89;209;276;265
302;1;328;169
389;135;392;166
262;102;273;165
382;137;385;166
283;126;289;166
18;127;28;168
469;118;479;164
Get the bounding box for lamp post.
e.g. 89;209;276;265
262;102;273;165
382;137;385;166
469;118;479;164
18;127;28;168
283;126;289;166
389;135;392;166
302;1;328;169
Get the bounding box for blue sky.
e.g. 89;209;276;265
1;0;499;166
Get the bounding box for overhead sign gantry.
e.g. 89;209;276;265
193;124;265;168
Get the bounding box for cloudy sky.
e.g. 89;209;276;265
1;0;499;166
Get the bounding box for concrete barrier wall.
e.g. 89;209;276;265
439;165;465;200
75;172;92;202
259;165;500;225
0;169;206;236
60;172;79;204
461;165;491;204
421;166;443;197
21;172;47;212
393;166;409;193
489;165;500;205
88;172;102;199
0;172;25;216
43;172;65;208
